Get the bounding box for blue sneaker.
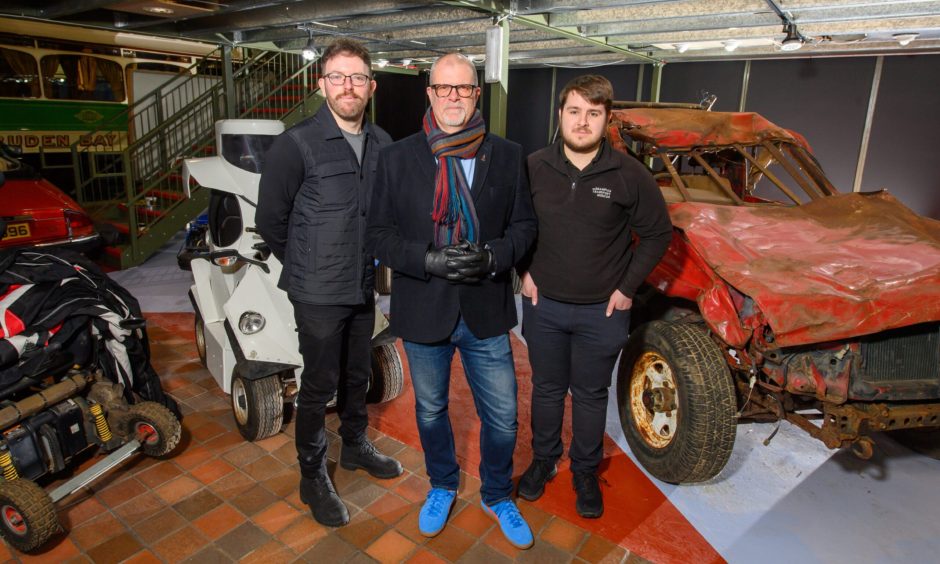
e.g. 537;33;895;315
419;488;457;537
481;499;533;549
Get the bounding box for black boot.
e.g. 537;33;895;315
300;470;350;527
572;470;603;518
517;459;557;501
340;437;403;479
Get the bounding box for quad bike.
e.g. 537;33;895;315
179;119;404;442
0;368;180;552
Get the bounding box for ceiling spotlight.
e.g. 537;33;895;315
723;40;739;52
401;58;412;66
676;43;689;53
142;5;174;14
780;22;804;51
377;59;389;68
893;32;918;46
302;39;319;61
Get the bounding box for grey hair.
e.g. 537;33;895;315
429;53;478;86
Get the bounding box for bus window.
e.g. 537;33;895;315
0;47;40;98
40;54;125;102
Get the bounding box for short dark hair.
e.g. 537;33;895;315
558;74;614;114
320;38;372;71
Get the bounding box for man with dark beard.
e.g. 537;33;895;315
256;38;401;528
517;75;672;518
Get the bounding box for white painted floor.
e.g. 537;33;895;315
114;234;940;564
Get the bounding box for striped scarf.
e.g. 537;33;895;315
423;107;485;246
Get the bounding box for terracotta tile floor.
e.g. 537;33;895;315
0;313;662;563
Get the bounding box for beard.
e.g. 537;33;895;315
327;91;367;122
437;106;468;128
561;127;603;153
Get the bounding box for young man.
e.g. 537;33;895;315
518;75;672;518
256;38;402;528
366;54;537;548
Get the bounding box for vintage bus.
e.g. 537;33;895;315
0;17;218;190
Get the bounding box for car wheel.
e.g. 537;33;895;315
0;479;59;553
617;321;737;484
891;427;940;460
126;401;183;457
366;343;404;403
194;312;207;367
232;374;283;441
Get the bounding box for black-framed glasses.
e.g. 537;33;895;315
430;84;477;98
323;72;371;87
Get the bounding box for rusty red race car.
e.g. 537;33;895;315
0;142;99;254
609;102;940;484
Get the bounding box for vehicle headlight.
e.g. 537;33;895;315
238;311;265;334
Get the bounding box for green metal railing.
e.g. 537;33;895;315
71;48;320;268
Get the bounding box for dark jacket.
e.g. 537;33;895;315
525;139;672;303
366;131;537;343
256;105;392;305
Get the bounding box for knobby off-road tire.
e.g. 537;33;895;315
367;343;404;403
231;374;283;441
127;401;182;457
0;479;59;552
618;321;737;483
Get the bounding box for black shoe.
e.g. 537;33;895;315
517;459;557;501
572;471;603;518
340;438;403;479
300;472;350;527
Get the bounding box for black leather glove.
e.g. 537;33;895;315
445;241;495;282
425;244;472;281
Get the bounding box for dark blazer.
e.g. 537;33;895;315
366;131;537;343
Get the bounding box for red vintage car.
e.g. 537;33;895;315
610;102;940;483
0;143;99;254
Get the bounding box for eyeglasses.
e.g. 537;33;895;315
323;72;371;87
430;84;477;98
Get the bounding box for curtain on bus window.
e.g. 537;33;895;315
77;55;97;92
40;55;64;98
97;59;125;102
0;48;40;98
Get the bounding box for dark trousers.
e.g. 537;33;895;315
522;296;630;473
292;298;374;478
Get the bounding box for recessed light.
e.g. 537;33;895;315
893;32;918;46
723;40;739;52
142;5;174;15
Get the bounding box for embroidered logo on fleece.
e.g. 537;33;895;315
592;186;611;199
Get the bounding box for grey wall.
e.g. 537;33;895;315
862;55;940;219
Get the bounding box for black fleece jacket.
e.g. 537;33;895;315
524;139;672;303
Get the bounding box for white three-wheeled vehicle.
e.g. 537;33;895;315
179;119;403;441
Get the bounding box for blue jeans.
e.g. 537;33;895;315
403;317;518;505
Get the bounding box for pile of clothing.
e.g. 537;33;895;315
0;248;177;414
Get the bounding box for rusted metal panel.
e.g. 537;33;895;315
667;190;940;348
611;108;805;150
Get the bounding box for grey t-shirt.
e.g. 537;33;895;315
342;129;364;164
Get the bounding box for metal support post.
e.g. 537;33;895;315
222;45;236;119
488;17;509;138
854;56;883;193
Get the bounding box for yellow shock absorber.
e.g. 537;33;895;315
90;404;113;442
0;450;18;481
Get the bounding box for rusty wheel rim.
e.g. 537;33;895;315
630;351;679;449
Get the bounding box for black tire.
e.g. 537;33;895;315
617;321;737;484
231;374;283;441
891;427;940;460
194;312;207;367
0;479;59;553
127;401;182;457
366;343;404;403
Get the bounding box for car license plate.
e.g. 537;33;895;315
4;222;30;240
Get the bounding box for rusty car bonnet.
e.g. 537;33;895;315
610;107;808;151
668;191;940;348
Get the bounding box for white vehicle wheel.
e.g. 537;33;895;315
231;374;283;441
367;343;404;403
